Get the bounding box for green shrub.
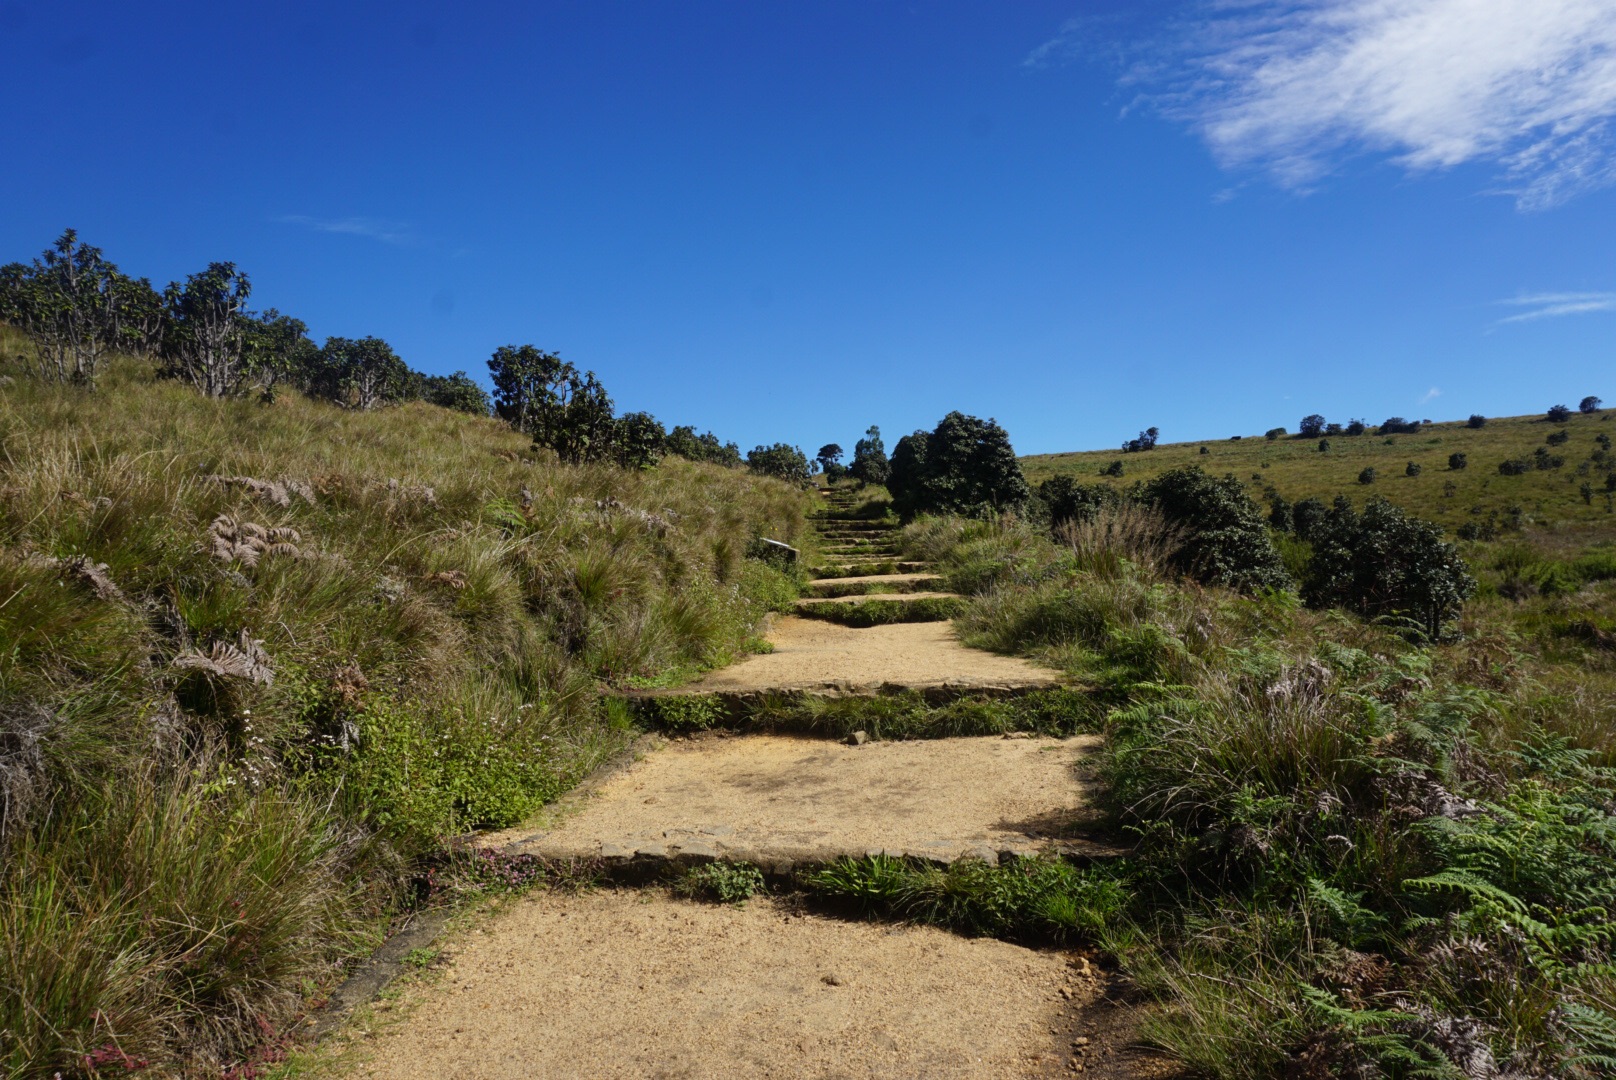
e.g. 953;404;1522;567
675;862;765;904
888;412;1029;520
1138;466;1291;592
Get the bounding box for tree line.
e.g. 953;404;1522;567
0;229;820;480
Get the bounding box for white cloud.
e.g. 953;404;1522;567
1145;0;1616;209
1496;291;1616;323
278;215;416;246
1419;386;1441;403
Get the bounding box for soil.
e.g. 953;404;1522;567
673;616;1062;694
350;891;1107;1080
487;733;1106;865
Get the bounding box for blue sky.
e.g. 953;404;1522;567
4;1;1614;456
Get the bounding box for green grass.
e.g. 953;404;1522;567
1023;409;1616;535
794;596;965;626
623;686;1098;739
0;331;811;1075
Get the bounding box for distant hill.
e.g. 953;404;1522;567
1023;411;1616;538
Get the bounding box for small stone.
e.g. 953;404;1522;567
821;973;843;986
1072;1036;1090;1046
845;730;868;746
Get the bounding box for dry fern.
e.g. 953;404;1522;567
171;628;275;685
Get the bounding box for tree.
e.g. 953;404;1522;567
1291;497;1328;541
487;344;566;433
1137;466;1291;592
242;308;318;397
161;262;253;397
537;369;615;464
746;443;811;485
1547;404;1572;423
1467;414;1487;428
850;426;890;484
1580;396;1603;414
309;336;411;410
1377;417;1420;435
886;412;1029;520
1299;414;1327;438
1345;419;1367;436
421;371;491;415
816;443;844;473
10;229;121;385
614;412;666;469
109;273;165;356
1122;426;1159;452
1302;497;1475;639
1265;427;1287;441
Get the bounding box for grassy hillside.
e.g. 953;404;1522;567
1025;410;1616;537
0;327;810;1076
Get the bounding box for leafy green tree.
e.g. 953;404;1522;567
1265;427;1286;440
1298;414;1326;438
1344;419;1367;436
1377;417;1420;435
537;369;615;464
309;336;411;410
10;229;122;385
242;309;318;398
815;443;843;472
1138;466;1291;592
162;263;253;397
487;344;566;433
421;371;491;415
1122;426;1159;452
1579;395;1603;414
668;426;742;467
746;443;811;485
887;412;1029;519
1302;497;1475;638
109;273;165;356
1547;404;1572;423
614;411;666;469
850;426;890;484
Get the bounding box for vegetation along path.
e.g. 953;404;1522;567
340;487;1169;1079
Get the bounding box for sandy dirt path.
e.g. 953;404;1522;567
351;891;1088;1080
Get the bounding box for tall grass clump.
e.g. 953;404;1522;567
912;502;1616;1079
0;337;809;1074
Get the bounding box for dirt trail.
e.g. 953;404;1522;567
336;490;1165;1078
353;892;1096;1080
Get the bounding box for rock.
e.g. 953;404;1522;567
821;973;843;986
845;730;869;746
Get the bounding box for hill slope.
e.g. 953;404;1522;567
1024;411;1616;537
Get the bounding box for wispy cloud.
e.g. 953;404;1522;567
1419;386;1441;404
1069;1;1616;209
1496;291;1616;324
277;215;416;246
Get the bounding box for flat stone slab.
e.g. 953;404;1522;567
492;733;1107;869
665;615;1062;695
796;591;959;606
353;891;1103;1079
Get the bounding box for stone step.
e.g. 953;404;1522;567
805;573;944;598
806;560;929;578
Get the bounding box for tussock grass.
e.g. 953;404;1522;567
0;335;809;1073
794;596;964;626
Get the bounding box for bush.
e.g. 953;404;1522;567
1547;428;1571;446
1467;413;1487;428
674;862;765;904
1534;446;1565;470
887;412;1029;520
614;411;666;469
1298;414;1326;438
1499;458;1531;476
1580;395;1603;414
1358;467;1376;484
1317;439;1329;452
1137;467;1291;592
1302;497;1476;637
1547;404;1573;423
1344;419;1367;436
1100;459;1124;477
1291;497;1328;540
1448;452;1467;470
1405;461;1421;477
1265;427;1286;440
1376;417;1421;435
420;371;491;415
746;443;811;486
1036;475;1119;529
